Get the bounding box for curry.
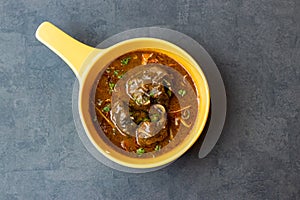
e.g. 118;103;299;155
92;50;198;157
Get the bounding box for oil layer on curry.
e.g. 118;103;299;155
91;50;198;158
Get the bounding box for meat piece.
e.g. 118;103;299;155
135;104;168;146
136;128;169;146
110;101;136;137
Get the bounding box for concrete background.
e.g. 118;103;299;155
0;0;299;199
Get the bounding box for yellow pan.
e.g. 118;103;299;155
35;22;210;169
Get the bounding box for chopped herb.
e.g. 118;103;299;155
178;89;186;97
150;113;160;122
128;80;134;85
155;145;161;151
143;96;150;104
135;97;142;105
167;89;172;97
142;117;150;122
149;90;155;97
113;70;119;76
136;99;142;104
102;104;111;112
136;148;145;155
117;74;123;79
121;57;131;65
109;82;115;92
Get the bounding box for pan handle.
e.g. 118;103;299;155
35;22;96;79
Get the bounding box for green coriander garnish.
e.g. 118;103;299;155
109;82;115;92
121;57;131;65
114;70;119;76
143;96;150;104
155;145;161;151
136;148;145;155
117;75;123;79
178;89;186;97
102;104;111;112
150;113;160;122
128;80;133;85
149;90;155;97
135;97;142;105
142;117;150;122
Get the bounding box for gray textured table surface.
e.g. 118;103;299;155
0;0;299;199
